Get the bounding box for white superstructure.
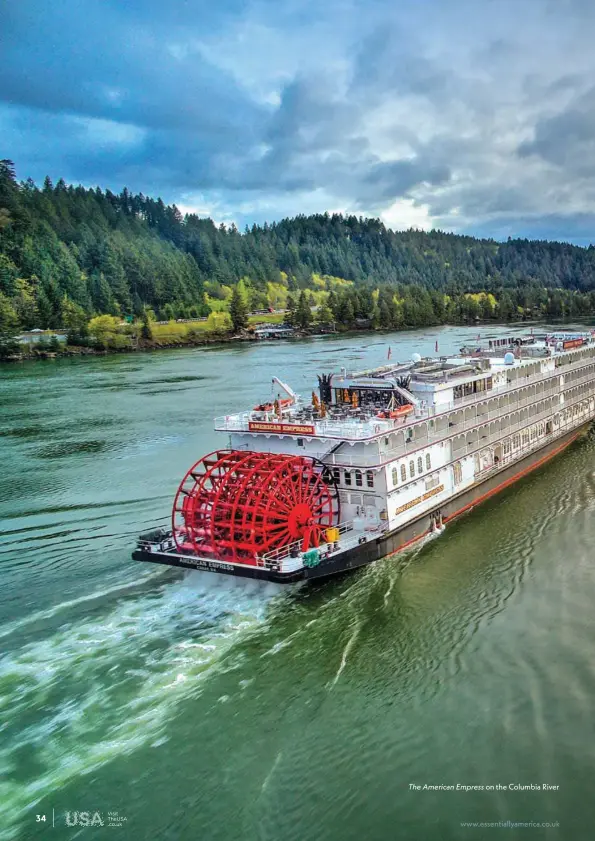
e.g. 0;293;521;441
215;331;595;564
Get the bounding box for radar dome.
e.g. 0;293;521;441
504;352;515;365
411;352;422;363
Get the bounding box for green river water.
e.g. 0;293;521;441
1;325;594;840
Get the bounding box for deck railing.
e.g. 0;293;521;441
321;380;595;467
213;354;595;443
259;519;387;570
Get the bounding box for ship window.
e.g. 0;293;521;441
426;453;431;470
417;456;423;473
332;468;340;483
409;460;415;478
400;464;407;482
503;439;511;455
345;470;352;486
366;471;374;488
453;461;463;485
392;467;398;486
355;471;363;487
297;438;304;447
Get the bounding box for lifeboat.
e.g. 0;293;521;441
377;404;413;420
253;397;293;412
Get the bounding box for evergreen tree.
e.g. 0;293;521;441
379;300;392;328
229;284;248;332
295;290;312;329
316;302;334;324
285;294;297;326
0;291;19;357
61;296;88;343
342;298;355;326
141;307;153;340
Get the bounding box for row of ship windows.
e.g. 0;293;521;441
332;468;375;488
331;402;588;492
391;453;432;486
474;404;587;462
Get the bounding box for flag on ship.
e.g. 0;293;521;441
387;346;392;360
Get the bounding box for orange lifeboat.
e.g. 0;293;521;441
377;404;413;420
253;397;293;412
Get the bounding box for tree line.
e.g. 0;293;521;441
2;159;595;348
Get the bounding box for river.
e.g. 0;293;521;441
1;324;594;840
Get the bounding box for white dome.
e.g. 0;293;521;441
504;352;515;365
411;352;422;363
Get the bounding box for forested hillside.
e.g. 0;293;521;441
2;158;595;342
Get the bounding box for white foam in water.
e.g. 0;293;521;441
0;571;285;840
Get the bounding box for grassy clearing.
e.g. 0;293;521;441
247;312;286;324
148;312;287;346
151;320;211;340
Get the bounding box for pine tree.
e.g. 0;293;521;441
316;302;333;324
296;291;312;329
342;299;355;326
141;307;153;340
229;285;248;332
285;294;297;326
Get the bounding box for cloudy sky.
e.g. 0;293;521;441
2;0;595;241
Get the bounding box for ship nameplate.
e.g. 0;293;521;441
248;421;316;435
394;484;445;516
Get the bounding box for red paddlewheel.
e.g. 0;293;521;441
172;450;340;565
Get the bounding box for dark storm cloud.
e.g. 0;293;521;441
0;1;265;135
519;86;595;172
2;0;595;239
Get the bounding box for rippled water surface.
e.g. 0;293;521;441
1;326;595;840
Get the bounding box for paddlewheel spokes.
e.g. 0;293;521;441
172;450;339;565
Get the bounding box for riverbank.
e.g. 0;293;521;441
2;315;587;363
1;318;353;361
2;331;255;362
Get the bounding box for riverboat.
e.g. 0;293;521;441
133;332;595;582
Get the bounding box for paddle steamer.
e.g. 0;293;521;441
133;332;595;582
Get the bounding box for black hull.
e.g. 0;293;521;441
131;550;305;583
133;423;589;585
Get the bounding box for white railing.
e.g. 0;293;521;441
214;355;595;442
322;381;595;467
260;520;354;565
214;410;397;440
259;518;387;569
